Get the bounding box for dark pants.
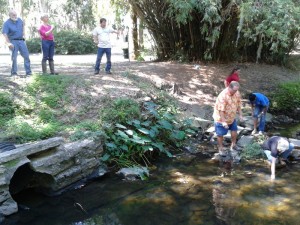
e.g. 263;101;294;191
42;40;55;62
95;48;111;72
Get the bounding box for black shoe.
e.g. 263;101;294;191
11;73;18;76
106;71;112;74
50;72;59;75
26;73;32;76
94;70;99;75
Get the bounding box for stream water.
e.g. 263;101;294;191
3;150;300;225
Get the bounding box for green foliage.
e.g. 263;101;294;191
55;30;97;55
239;0;300;62
99;98;141;126
26;38;41;53
0;92;15;119
4;118;60;143
0;92;16;128
241;142;265;160
0;75;73;143
64;0;95;30
101;101;196;169
25;75;71;109
271;81;300;112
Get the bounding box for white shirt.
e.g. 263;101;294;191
92;26;114;48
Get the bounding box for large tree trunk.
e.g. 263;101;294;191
138;19;144;50
131;10;139;59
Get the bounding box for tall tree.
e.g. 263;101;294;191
64;0;95;30
128;0;300;63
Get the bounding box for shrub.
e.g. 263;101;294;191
101;101;196;169
99;98;141;126
241;142;265;160
55;30;97;55
271;81;300;112
26;38;41;53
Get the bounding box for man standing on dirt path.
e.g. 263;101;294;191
249;92;269;135
213;81;243;156
2;9;32;77
93;18;118;75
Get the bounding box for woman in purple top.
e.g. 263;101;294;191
39;14;58;75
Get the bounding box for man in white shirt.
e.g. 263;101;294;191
93;18;118;75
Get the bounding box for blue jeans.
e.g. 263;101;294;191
11;40;31;75
215;119;238;136
41;40;55;62
253;106;268;132
95;48;111;72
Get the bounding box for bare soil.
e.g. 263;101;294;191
1;55;299;122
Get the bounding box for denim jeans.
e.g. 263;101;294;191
95;48;111;72
264;143;294;161
41;40;55;62
11;40;31;75
214;119;238;136
253;105;268;132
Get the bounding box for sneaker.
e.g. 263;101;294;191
11;73;18;76
106;71;112;74
94;70;99;75
251;129;257;135
26;73;32;76
258;131;264;135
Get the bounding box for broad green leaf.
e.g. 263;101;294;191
158;120;173;130
149;129;157;138
115;123;127;129
138;128;150;134
163;150;173;158
117;130;129;139
132;119;141;125
140;136;152;143
152;142;164;151
130;138;145;144
125;129;134;136
171;130;185;140
141;120;151;127
106;142;117;149
142;145;154;151
120;145;129;151
163;112;175;120
100;153;110;161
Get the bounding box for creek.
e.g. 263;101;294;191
3;146;300;225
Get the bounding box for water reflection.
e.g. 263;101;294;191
3;154;300;225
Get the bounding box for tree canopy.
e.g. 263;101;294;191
128;0;300;63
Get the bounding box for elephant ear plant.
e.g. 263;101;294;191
101;101;196;178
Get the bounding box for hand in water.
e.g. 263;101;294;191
271;174;275;180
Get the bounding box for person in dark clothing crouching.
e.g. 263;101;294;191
262;136;294;180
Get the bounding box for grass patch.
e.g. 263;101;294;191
99;97;141;125
271;81;300;112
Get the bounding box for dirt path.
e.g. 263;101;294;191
0;53;299;120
